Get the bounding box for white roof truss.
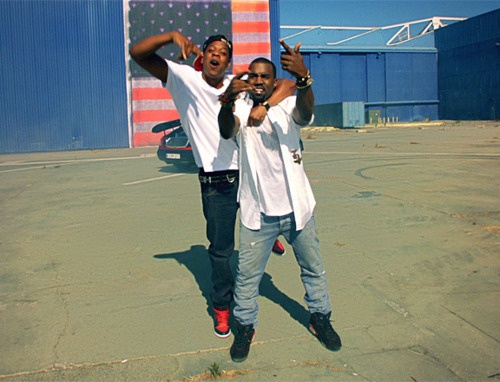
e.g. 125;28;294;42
281;17;466;46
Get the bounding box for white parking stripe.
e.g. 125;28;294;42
123;173;185;186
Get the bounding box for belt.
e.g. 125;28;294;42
198;169;238;184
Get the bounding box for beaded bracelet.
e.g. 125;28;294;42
218;93;236;106
296;70;313;89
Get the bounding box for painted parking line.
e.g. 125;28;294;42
123;173;186;186
0;154;157;174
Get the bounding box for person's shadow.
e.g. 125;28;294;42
154;245;213;318
153;246;309;328
259;272;310;328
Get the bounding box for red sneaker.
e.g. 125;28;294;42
213;307;231;338
272;240;286;256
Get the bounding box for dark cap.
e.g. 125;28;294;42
202;35;232;58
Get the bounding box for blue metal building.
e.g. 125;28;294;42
277;17;466;126
0;0;129;154
435;9;500;120
0;1;496;154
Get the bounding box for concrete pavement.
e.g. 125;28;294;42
0;121;498;381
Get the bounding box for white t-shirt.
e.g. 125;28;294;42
234;93;316;230
164;60;238;172
249;116;293;217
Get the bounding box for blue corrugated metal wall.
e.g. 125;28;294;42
278;51;439;126
0;0;129;153
269;0;281;67
435;9;499;120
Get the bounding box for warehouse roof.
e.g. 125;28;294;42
280;17;466;53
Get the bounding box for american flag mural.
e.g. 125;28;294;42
129;0;271;147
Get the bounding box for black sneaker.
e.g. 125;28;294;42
230;321;255;362
309;312;342;351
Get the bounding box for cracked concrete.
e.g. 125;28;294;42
0;121;498;381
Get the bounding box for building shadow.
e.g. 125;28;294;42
153;246;309;328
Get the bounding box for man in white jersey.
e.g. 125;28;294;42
130;32;292;338
218;40;342;362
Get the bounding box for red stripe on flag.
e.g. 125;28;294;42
232;41;270;54
232;63;251;73
133;109;180;123
232;1;269;12
132;88;171;101
232;21;270;34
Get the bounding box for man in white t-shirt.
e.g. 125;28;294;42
218;40;342;362
130;32;293;339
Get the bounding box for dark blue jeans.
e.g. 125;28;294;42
200;170;239;310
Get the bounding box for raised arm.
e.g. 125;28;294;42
218;101;240;139
129;31;202;82
268;78;296;105
218;72;252;139
279;40;314;125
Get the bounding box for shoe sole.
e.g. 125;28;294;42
272;249;286;256
214;329;231;338
309;325;341;352
231;355;247;363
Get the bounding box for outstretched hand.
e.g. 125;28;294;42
280;39;308;79
173;32;203;61
224;72;253;100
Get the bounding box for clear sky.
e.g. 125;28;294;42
279;0;500;26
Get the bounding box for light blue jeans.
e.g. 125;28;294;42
233;213;331;327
